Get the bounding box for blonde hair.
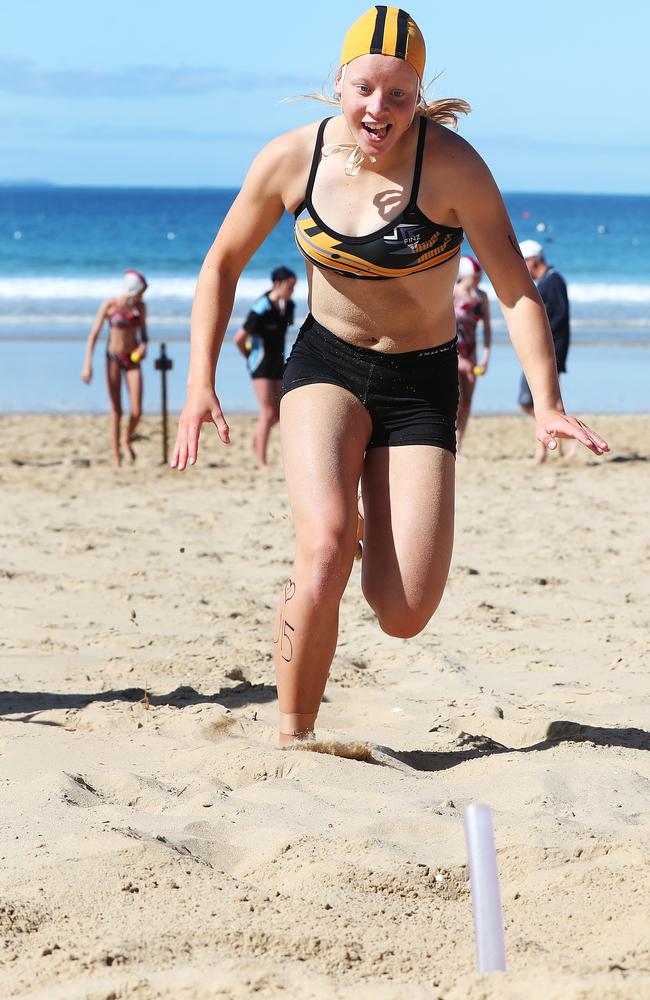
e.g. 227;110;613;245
416;82;471;127
295;70;471;129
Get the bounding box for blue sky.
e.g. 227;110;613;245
2;0;648;193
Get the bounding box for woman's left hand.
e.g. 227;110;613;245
535;410;609;456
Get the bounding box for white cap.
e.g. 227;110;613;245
519;239;544;260
123;269;147;296
458;255;481;278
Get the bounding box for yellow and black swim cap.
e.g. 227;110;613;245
340;6;426;80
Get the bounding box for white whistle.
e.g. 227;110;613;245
463;803;507;973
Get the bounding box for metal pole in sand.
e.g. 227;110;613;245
463;803;507;973
154;342;173;465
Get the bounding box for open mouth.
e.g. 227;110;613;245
362;122;392;141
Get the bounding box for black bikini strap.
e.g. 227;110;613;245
407;116;428;207
305;117;332;201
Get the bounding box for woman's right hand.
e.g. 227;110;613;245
81;364;92;384
171;388;230;470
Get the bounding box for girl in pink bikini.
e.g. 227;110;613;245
454;255;491;454
81;269;149;467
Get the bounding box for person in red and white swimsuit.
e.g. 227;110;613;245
453;255;491;454
82;269;149;467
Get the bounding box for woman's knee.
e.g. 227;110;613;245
376;604;438;639
366;587;445;639
260;405;279;425
295;528;355;601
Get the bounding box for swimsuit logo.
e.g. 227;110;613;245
383;223;422;248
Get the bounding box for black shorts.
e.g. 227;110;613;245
248;352;284;380
281;315;458;454
518;339;568;408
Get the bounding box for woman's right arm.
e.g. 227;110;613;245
81;300;110;383
172;131;300;471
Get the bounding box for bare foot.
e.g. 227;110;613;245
124;439;136;463
278;730;315;749
278;712;317;748
528;443;547;466
113;453;122;469
560;439;578;463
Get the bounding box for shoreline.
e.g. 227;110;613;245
1;341;649;417
3;182;650;194
0;337;649;415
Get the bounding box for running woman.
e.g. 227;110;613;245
172;7;608;746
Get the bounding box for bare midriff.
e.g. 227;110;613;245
107;325;140;355
306;254;459;353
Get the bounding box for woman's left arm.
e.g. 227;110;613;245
454;149;608;456
138;303;148;359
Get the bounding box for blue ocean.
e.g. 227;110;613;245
1;185;649;413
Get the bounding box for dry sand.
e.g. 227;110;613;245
1;412;649;999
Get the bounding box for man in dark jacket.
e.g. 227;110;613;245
518;239;573;463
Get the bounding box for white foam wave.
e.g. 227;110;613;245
0;276;307;301
1;276;648;311
567;283;650;304
481;281;650;305
0;314;195;327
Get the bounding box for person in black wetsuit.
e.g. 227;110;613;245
518;239;573;464
234;266;297;468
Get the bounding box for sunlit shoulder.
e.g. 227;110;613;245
242;119;332;213
419;120;499;227
423;121;491;179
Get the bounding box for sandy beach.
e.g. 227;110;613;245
1;411;649;999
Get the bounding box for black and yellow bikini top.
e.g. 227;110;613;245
294;116;464;280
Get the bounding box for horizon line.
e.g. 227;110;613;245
2;181;649;198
